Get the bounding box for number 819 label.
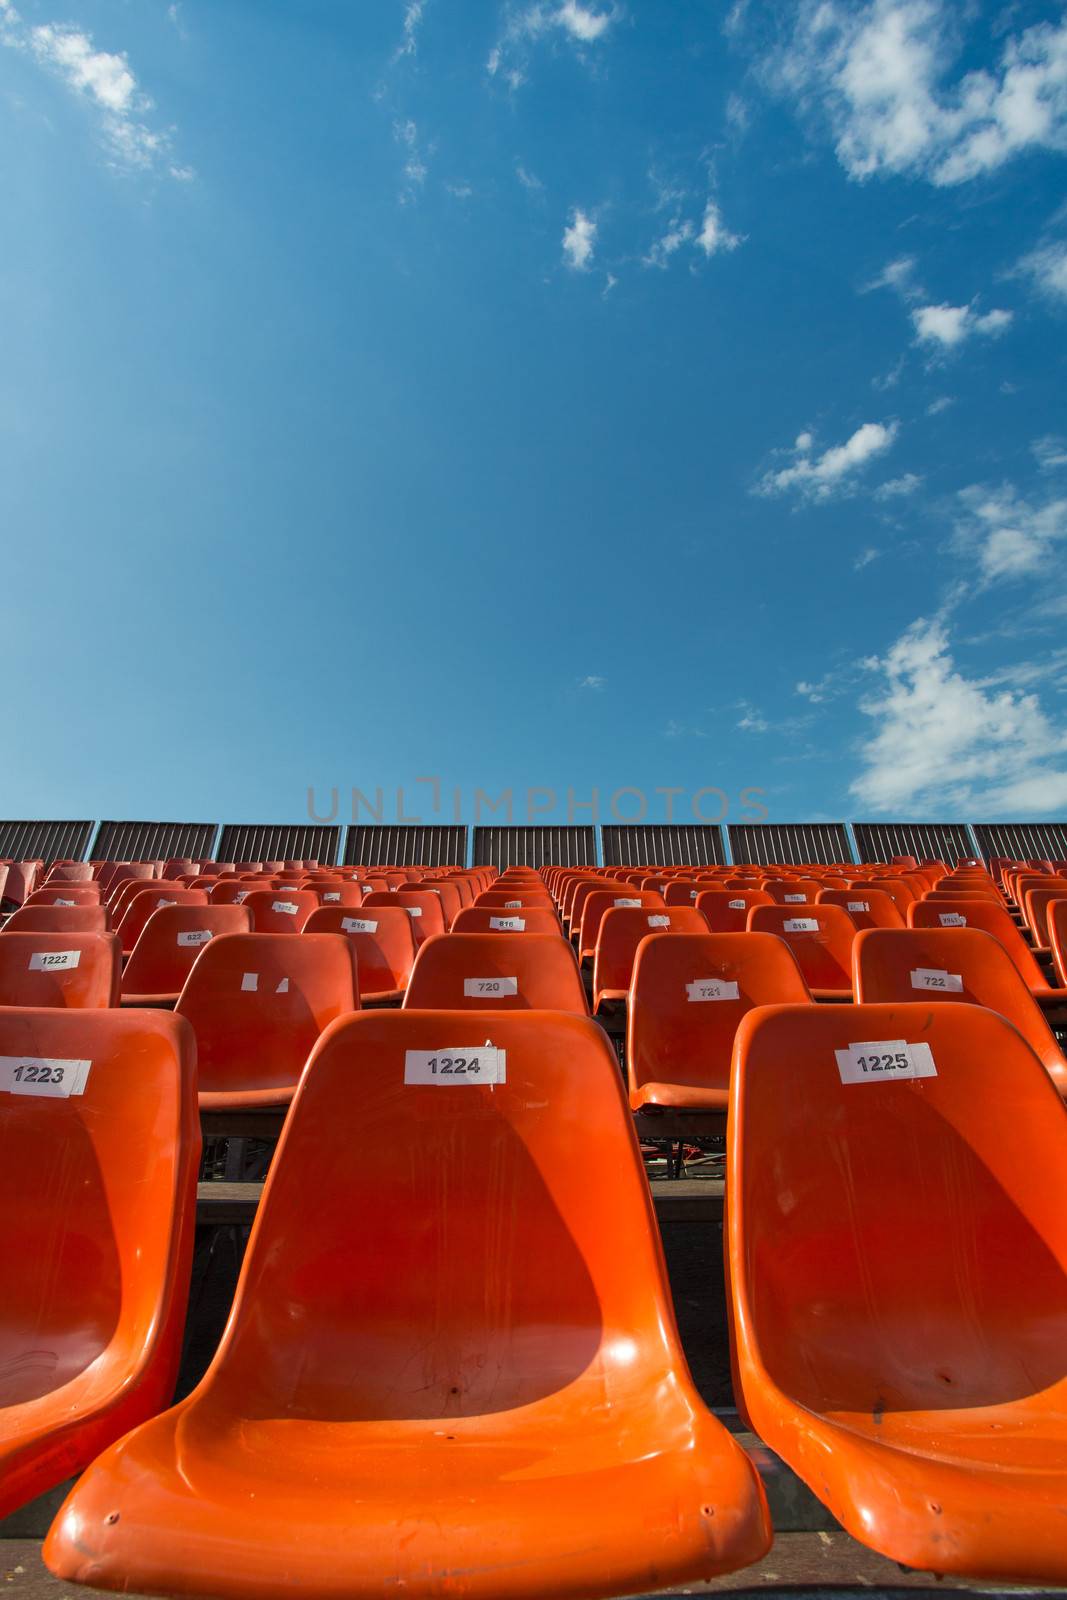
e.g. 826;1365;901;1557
404;1047;507;1085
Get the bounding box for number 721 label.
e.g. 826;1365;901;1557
835;1040;937;1085
0;1056;92;1098
404;1047;507;1085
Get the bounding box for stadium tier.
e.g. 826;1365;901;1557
3;847;1067;1594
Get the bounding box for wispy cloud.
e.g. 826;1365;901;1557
854;546;881;570
562;207;597;270
643;218;694;269
392;0;426;62
912;302;1013;349
488;1;617;87
1018;239;1067;303
516;162;543;191
954;482;1067;584
863;254;922;299
642;185;742;269
393;117;428;199
697;200;743;257
757;421;898;501
736;700;769;732
577;673;606;690
875;472;923;498
927;394;954;415
765;2;1067;187
1;4;187;177
1034;436;1067;472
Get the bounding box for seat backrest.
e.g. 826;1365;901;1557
760;879;824;904
116;887;211;955
244;889;321;934
121;905;253;999
198;1009;694;1419
404;933;589;1014
0;931;120;1007
593;906;707;1006
695;888;773;933
0;1006;198;1465
1022;885;1067;947
451;906;562;936
817;887;904;930
728;1002;1067;1419
628;932;813;1102
662;880;710;907
362;890;446;946
906;897;1048;987
847;877;915;913
853;927;1066;1090
176;933;359;1099
304;905;417;995
410;880;463;929
746;904;855;993
1051;899;1067;988
4;904;111;935
25;885;103;908
474;889;555;909
43;863;95;884
577;888;666;958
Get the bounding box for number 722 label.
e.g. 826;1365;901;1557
404;1047;507;1085
0;1056;92;1098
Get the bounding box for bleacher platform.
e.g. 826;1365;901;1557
3;819;1067;1598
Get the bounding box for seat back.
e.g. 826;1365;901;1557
116;887;210;955
474;889;555;909
760;879;824;905
817;887;904;930
312;882;365;909
907;897;1048;988
362;891;446;947
695;888;773;932
43;863;95;884
628;931;813;1103
450;905;560;934
0;1006;199;1510
5;904;111;935
593;906;707;1007
1022;885;1067;949
121;905;253;1000
304;905;417;997
0;931;120;1007
577;888;666;960
728;1002;1067;1423
244;889;321;934
175;933;359;1099
746;904;855;993
404;933;588;1014
25;886;103;908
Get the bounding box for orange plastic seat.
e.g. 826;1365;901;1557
452;905;561;935
313;881;365;908
362;890;445;947
404;933;589;1014
5;904;111;935
593;905;707;1010
1048;898;1067;988
304;905;416;1002
853;927;1067;1095
577;887;665;962
243;888;321;934
627;931;813;1110
46;1008;770;1598
1022;884;1067;949
474;888;555;909
908;897;1067;1004
759;878;823;904
121;905;253;1005
817;886;905;930
116;886;210;955
25;885;103;908
747;903;855;1000
728;1000;1067;1582
0;1006;199;1517
695;887;772;932
847;877;914;915
661;879;709;906
43;862;95;883
175;932;359;1107
0;931;120;1008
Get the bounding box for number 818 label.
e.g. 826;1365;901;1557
404;1047;507;1085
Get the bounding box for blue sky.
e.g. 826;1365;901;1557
2;0;1066;830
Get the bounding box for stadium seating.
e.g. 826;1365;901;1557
174;932;359;1106
728;1000;1067;1581
760;878;824;904
5;904;112;935
853;927;1067;1095
627;931;813;1109
243;888;321;934
451;905;561;935
0;930;120;1008
577;888;666;963
303;904;416;1003
121;904;253;1006
908;897;1067;1006
362;890;446;947
0;1006;199;1517
25;885;103;907
116;886;210;955
45;1008;771;1597
695;887;773;932
592;905;706;1010
746;903;855;1000
817;887;904;930
404;932;588;1014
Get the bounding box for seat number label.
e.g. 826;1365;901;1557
835;1040;937;1084
342;917;378;932
29;950;81;971
910;967;963;991
178;930;212;947
784;918;819;932
0;1056;92;1097
784;893;806;903
462;977;518;996
939;913;967;926
847;901;869;912
272;900;299;914
614;898;641;907
648;915;670;927
404;1047;507;1084
687;979;739;1002
489;916;524;930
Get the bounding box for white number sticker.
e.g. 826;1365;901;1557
648;915;671;927
489;916;524;931
462;977;518;996
939;912;967;926
241;972;259;991
55;898;76;907
835;1040;937;1084
342;917;378;933
157;899;177;909
272;900;299;915
0;1056;91;1097
728;899;746;909
784;893;806;903
686;979;740;1002
178;930;212;947
405;906;423;917
847;901;869;912
404;1047;507;1084
910;967;964;992
504;900;522;908
614;898;642;907
29;950;81;972
323;892;340;902
234;890;249;903
784;918;819;933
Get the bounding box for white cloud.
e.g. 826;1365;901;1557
562;207;596;270
863;254;922;298
758;421;898;500
854;546;881;570
555;0;612;42
926;394;954;414
1;11;184;175
955;483;1067;583
446;180;473;198
851;617;1067;814
737;702;769;732
912;301;1013;347
393;0;426;61
1034;435;1067;471
768;2;1067;187
1018;239;1067;302
516;163;543;190
577;674;606;690
643;217;694;269
875;471;923;497
697;200;743;256
394;118;428;196
489;2;615;84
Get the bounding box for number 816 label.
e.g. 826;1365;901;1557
404;1047;507;1085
